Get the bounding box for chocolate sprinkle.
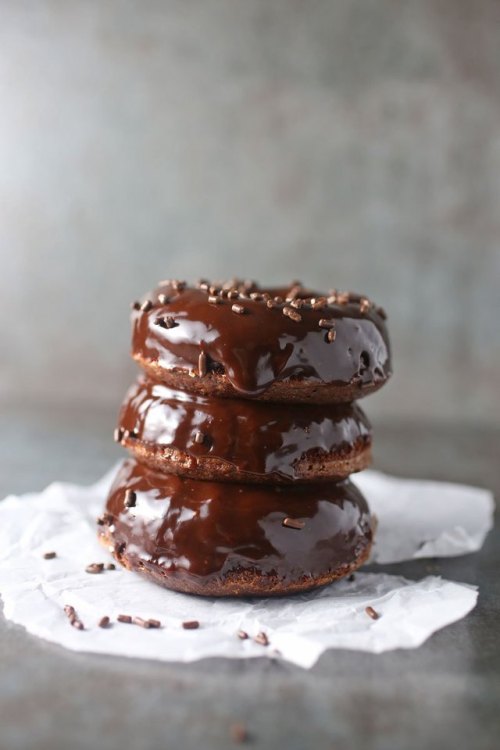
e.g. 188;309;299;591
231;304;246;315
85;563;104;574
283;306;302;322
360;298;371;314
237;630;249;640
97;513;112;527
365;606;380;620
131;301;141;311
327;329;337;342
158;293;169;305
113;427;124;443
133;616;152;629
42;551;56;560
254;631;269;646
106;563;116;571
124;489;137;508
117;614;132;624
282;517;305;530
64;604;84;630
208;295;222;305
198;351;207;377
98;616;111;628
311;297;327;309
148;619;162;629
193;430;205;445
182;620;200;630
318;318;335;329
140;299;153;312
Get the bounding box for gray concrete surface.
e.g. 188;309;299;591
0;404;498;750
1;1;499;422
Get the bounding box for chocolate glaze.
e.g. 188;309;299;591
104;459;372;589
131;281;391;398
119;378;372;481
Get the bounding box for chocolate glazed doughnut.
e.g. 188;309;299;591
118;379;372;483
99;460;373;597
131;280;391;403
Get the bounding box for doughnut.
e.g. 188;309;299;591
131;279;391;403
99;459;373;597
117;378;372;483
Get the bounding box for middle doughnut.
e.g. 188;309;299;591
117;378;372;484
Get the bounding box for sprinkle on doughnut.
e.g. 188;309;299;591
231;304;246;315
327;329;337;343
283;306;302;322
312;297;327;309
124;489;136;508
140;299;153;312
198;351;207;377
336;291;350;305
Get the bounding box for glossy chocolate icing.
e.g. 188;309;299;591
131;281;391;398
119;378;372;481
104;459;372;589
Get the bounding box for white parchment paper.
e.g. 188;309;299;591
0;467;494;669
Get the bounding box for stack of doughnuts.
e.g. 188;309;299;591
99;280;391;596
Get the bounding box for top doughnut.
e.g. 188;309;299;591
131;279;391;403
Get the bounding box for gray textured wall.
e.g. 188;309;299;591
1;1;499;423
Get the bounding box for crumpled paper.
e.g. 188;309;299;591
0;466;494;669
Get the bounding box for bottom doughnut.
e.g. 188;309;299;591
99;460;373;597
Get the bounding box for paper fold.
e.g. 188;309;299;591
0;466;493;668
